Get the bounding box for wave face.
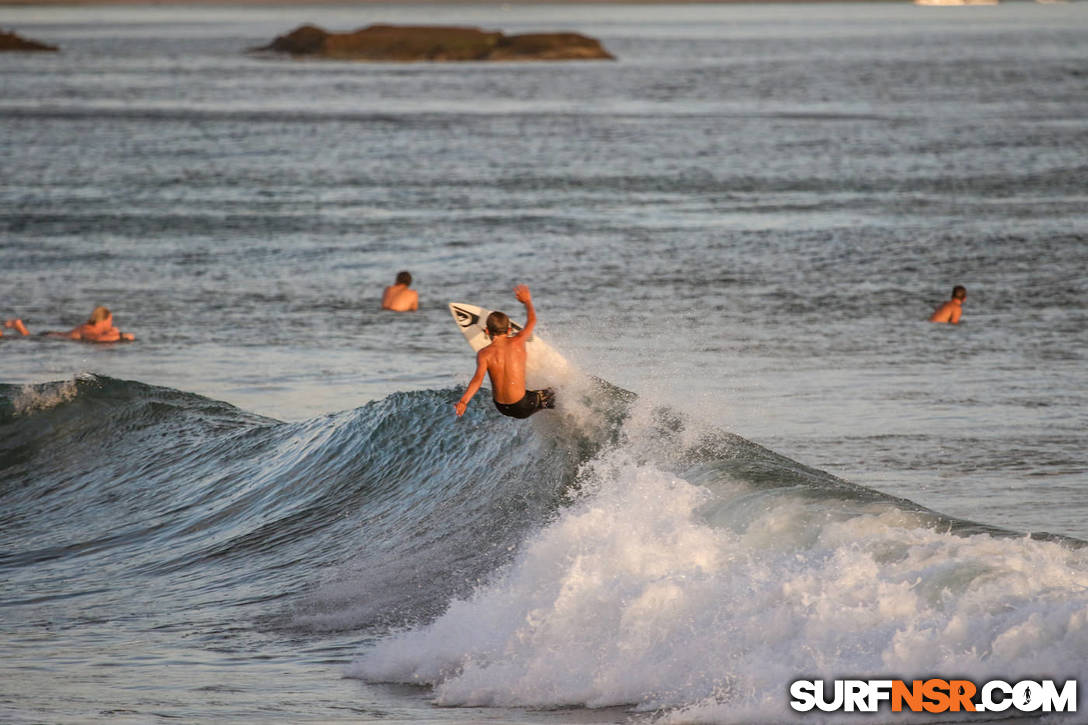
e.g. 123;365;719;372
3;375;1087;723
0;374;621;634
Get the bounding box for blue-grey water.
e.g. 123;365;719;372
1;3;1086;722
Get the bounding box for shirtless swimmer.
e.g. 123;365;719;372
929;285;967;324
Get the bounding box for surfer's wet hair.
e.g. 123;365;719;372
88;306;111;325
486;311;510;337
952;285;966;300
395;271;412;286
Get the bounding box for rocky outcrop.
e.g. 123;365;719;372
254;24;613;62
0;29;58;52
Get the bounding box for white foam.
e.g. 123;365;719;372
348;409;1088;723
11;377;81;416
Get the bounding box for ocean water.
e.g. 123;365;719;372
1;2;1087;722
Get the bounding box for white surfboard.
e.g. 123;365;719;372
448;302;570;387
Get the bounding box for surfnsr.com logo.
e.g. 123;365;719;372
789;679;1077;714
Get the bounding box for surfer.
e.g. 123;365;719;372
454;284;556;419
381;271;419;312
42;306;135;342
929;285;966;324
1;318;29;337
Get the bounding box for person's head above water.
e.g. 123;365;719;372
87;306;112;326
951;285;967;300
395;271;412;286
486;311;510;337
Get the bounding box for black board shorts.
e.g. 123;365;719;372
493;388;556;419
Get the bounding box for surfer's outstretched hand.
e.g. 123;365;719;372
515;284;531;304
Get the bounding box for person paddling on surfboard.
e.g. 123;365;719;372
454;284;556;419
40;306;135;342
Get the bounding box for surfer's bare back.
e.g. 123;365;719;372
454;284;555;419
929;285;966;324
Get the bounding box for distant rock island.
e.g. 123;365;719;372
0;29;58;52
255;24;614;62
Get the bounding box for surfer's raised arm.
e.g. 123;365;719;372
512;284;535;340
